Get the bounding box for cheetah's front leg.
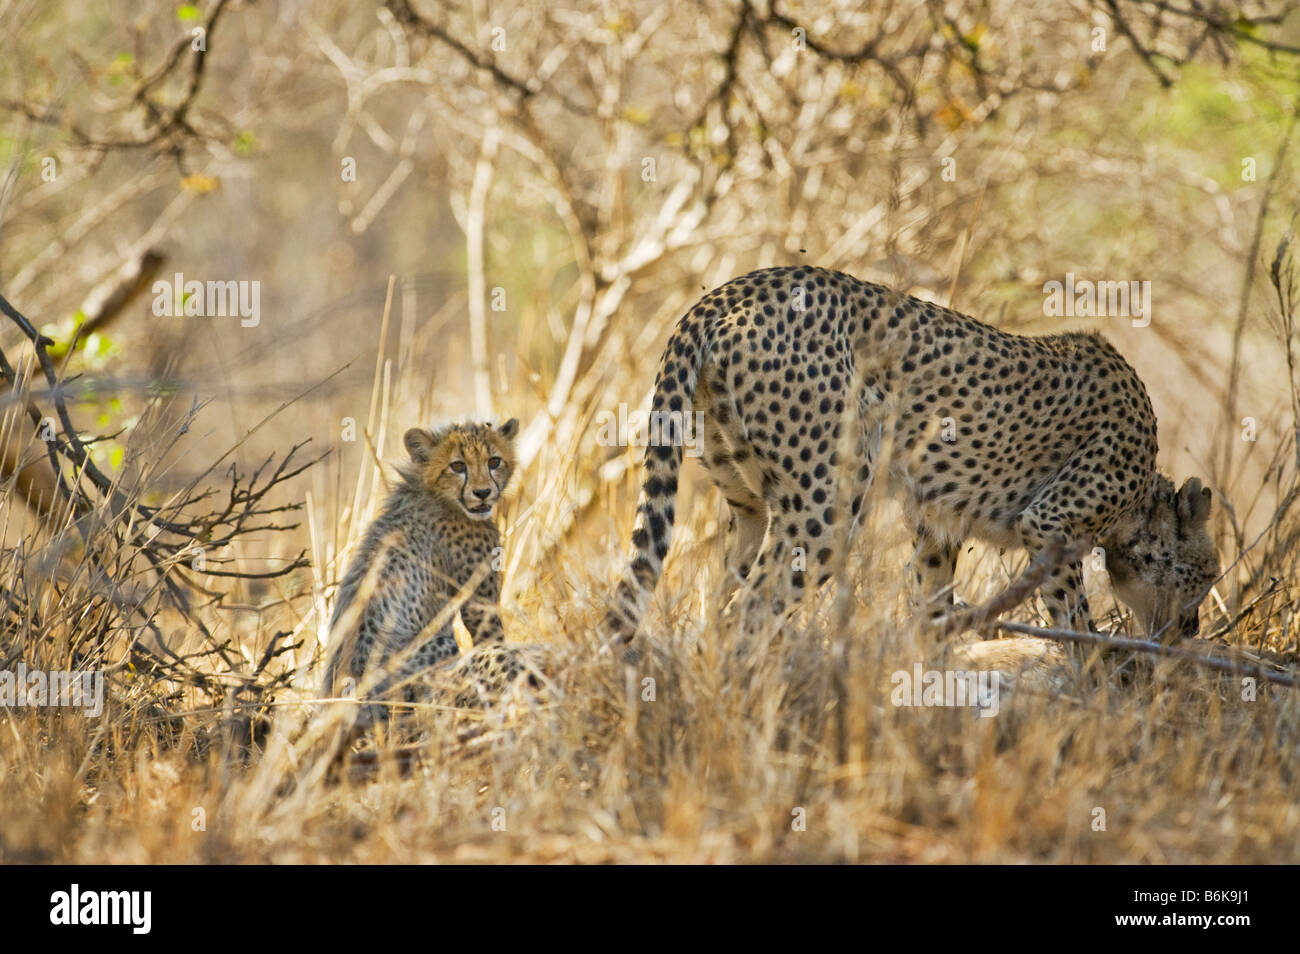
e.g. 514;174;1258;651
460;562;505;644
1036;555;1094;634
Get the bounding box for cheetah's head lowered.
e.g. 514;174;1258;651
1102;475;1219;639
403;418;519;520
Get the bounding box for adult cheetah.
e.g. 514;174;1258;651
607;266;1219;642
322;419;518;726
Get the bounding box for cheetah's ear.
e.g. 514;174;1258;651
1176;477;1212;526
404;428;438;465
498;417;519;441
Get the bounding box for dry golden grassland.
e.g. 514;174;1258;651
4;268;1300;865
3;0;1300;865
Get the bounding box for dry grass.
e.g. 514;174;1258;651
8;0;1300;868
4;263;1300;865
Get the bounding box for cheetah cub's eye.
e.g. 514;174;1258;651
450;461;466;474
489;456;502;469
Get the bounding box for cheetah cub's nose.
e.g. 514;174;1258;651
473;488;493;500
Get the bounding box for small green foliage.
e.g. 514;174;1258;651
106;52;133;87
81;331;119;369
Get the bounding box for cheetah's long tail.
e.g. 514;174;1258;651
605;313;709;642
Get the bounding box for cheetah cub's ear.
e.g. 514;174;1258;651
1176;477;1212;526
404;427;439;465
498;417;519;440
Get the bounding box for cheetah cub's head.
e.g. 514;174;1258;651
1103;475;1219;639
402;418;519;520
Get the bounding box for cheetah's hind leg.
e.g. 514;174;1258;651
910;526;964;635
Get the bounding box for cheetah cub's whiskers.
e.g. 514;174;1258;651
321;418;519;729
606;265;1219;644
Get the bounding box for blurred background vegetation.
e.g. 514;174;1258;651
4;1;1298;519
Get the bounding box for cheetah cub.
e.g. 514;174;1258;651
322;418;518;726
608;266;1219;642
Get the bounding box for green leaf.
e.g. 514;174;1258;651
107;53;133;87
177;4;201;21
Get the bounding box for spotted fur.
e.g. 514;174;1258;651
322;418;518;725
427;642;550;709
607;266;1218;640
